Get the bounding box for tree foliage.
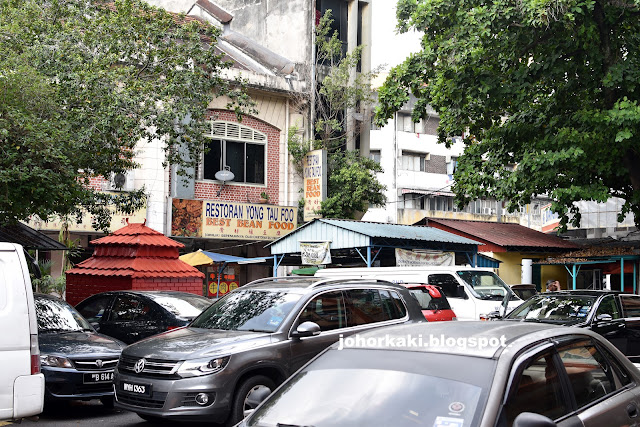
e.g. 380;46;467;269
0;0;251;230
376;0;640;229
289;10;385;220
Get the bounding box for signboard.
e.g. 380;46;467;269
171;199;297;241
207;272;239;298
541;203;560;233
300;241;332;265
395;249;454;267
303;149;327;222
26;205;147;233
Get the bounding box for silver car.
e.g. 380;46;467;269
113;277;426;424
240;321;640;427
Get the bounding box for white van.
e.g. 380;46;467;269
315;266;522;321
0;243;44;420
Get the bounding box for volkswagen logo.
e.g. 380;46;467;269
95;359;103;368
134;358;146;374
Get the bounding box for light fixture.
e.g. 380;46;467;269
215;166;235;197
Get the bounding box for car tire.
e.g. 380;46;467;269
228;375;275;426
100;396;114;409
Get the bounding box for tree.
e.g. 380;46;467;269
289;10;385;220
0;0;252;230
375;0;640;230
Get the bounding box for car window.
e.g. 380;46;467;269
146;294;211;319
109;295;154;322
36;297;93;332
557;340;617;408
345;289;392;326
506;295;597;324
298;291;345;331
390;291;407;318
504;350;569;425
595;295;621;320
427;274;459;298
620;296;640;318
379;290;406;319
77;295;113;324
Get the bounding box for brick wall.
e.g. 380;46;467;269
426;154;447;174
132;277;204;296
195;110;281;203
66;275;131;306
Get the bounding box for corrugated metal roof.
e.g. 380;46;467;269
1;222;67;250
267;219;480;255
427;219;579;249
91;223;183;248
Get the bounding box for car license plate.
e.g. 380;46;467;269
120;381;152;397
83;371;114;384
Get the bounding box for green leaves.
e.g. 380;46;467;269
377;0;640;229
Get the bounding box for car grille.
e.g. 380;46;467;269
116;391;168;409
118;355;180;378
72;357;119;371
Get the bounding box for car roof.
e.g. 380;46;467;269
541;290;622;296
334;321;594;359
242;277;409;293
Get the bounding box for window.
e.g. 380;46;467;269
109;296;154;322
557;340;617;408
397;112;414;133
503;350;569;425
427;274;460;298
77;295;113;324
298;291;346;332
369;150;381;164
401;152;427;171
446;157;458;175
345;289;391;326
202;121;266;185
620;295;640;318
595;295;621;320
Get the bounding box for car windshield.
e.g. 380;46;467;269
247;349;491;427
457;270;513;301
146;294;212;319
189;289;301;332
36;296;93;333
408;288;451;310
505;295;597;324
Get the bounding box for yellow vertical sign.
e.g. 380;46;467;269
303;149;326;222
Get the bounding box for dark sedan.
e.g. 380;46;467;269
503;290;640;362
35;294;124;407
75;291;213;344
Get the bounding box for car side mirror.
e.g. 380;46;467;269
513;412;556;427
456;285;468;299
487;311;503;320
291;321;321;339
595;313;613;322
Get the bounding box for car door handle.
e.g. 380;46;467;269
627;403;638;418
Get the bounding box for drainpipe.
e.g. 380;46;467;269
285;98;289;206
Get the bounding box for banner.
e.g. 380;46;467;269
541;203;560;233
395;249;454;267
27;204;147;233
300;241;332;265
303;149;327;222
171;199;297;240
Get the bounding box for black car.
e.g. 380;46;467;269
35;294;124;407
503;290;640;362
76;291;213;344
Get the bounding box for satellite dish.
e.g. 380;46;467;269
214;166;235;183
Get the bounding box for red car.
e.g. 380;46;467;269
401;284;457;321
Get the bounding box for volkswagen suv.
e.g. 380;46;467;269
113;276;425;425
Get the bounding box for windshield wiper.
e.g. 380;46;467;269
277;424;315;427
239;328;271;333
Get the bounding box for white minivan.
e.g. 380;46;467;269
315;266;522;321
0;243;44;420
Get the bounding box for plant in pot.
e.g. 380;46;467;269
259;191;269;203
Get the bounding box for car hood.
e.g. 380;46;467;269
122;327;273;360
39;331;124;357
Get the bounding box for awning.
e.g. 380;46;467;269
291;266;320;276
0;222;67;251
179;250;272;267
401;188;454;197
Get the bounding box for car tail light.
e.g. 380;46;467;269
30;334;40;374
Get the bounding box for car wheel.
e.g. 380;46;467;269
229;375;275;425
100;396;114;409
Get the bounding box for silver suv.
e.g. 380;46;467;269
113;276;426;425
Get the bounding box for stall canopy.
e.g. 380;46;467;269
266;218;481;272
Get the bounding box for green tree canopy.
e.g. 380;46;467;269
376;0;640;229
0;0;251;230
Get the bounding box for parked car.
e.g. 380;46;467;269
316;266;523;320
401;283;457;321
240;321;640;427
502;290;640;362
35;294;124;407
0;243;44;421
510;284;538;300
76;291;213;344
113;276;426;425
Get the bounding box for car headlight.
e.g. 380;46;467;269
177;356;230;378
40;355;74;368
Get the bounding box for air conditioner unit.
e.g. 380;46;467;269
482;207;492;215
103;171;135;192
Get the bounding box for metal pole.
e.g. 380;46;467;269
367;246;372;268
572;264;577;290
621;258;625;291
273;254;278;277
634;261;637;294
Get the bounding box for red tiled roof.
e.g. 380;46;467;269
68;257;203;278
91;223;183;248
426;219;579;250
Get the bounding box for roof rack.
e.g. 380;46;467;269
308;278;395;288
245;276;320;286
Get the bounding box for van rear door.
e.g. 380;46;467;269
0;243;44;420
